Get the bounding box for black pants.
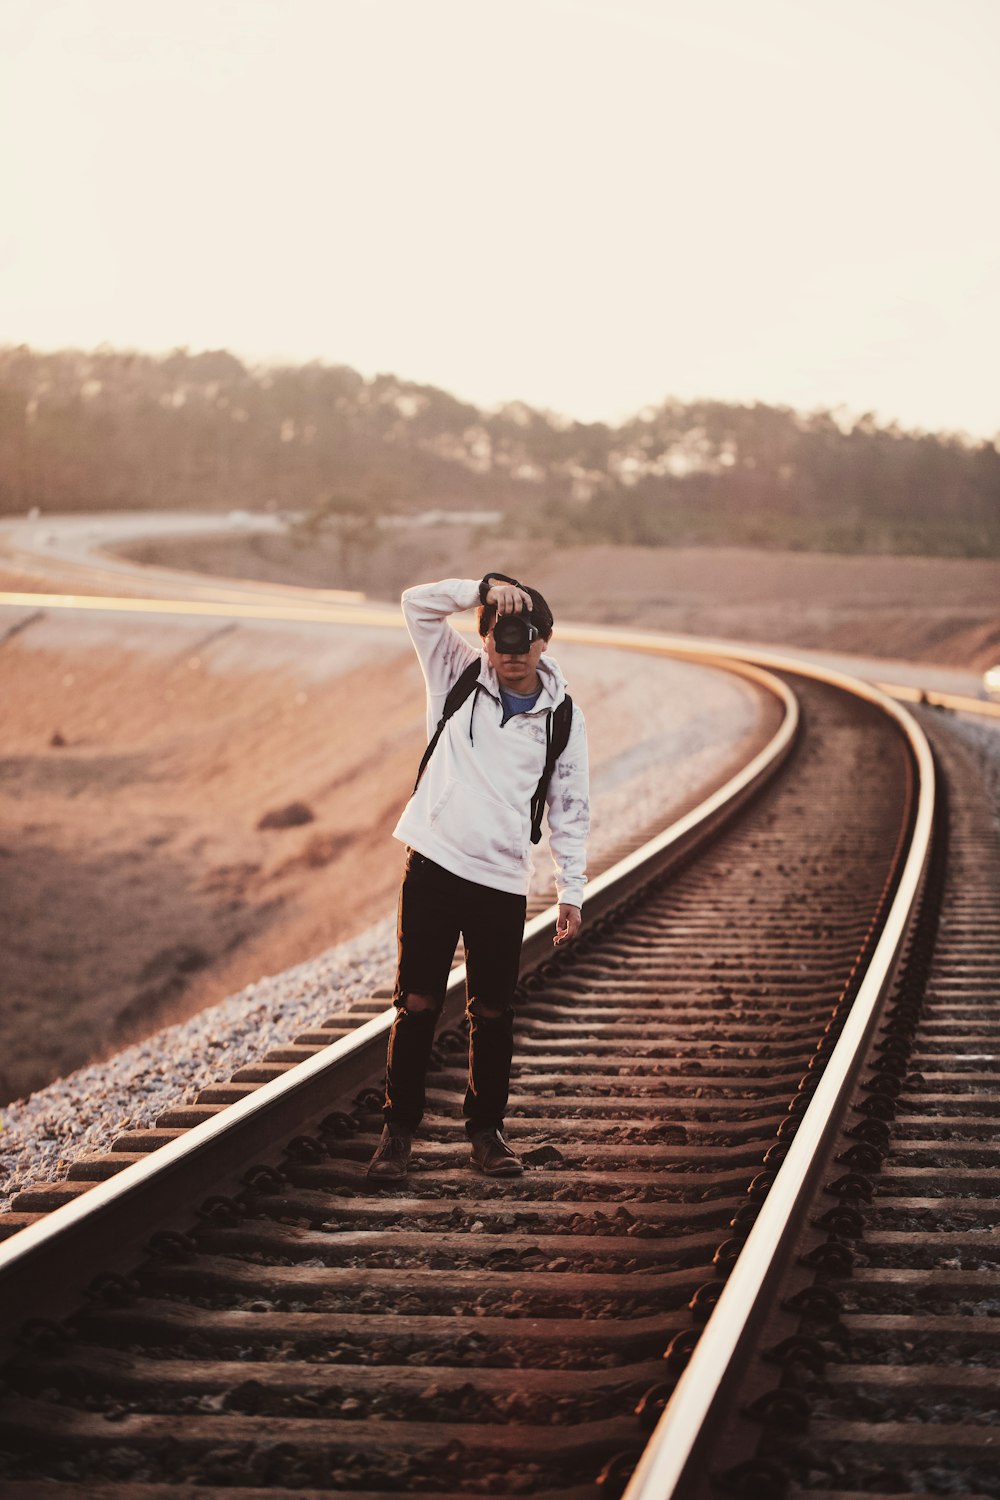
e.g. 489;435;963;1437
384;849;527;1136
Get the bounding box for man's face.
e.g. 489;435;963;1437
485;625;550;695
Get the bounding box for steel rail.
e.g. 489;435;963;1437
621;665;936;1500
0;650;797;1345
874;679;1000;720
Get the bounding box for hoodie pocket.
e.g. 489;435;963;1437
429;777;526;868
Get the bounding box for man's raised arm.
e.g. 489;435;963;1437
400;579;482;735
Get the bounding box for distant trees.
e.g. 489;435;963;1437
0;343;997;556
294;490;387;585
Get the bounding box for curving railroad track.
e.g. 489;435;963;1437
635;709;1000;1500
0;638;995;1500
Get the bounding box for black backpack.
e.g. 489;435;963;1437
412;660;574;845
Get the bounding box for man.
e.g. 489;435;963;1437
368;572;590;1180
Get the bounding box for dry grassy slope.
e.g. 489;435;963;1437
0;616;418;1101
118;532;1000;672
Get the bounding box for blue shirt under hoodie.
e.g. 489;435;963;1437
499;685;542;723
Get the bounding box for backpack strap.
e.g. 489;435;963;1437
413;667;574;847
412;660;483;794
529;695;573;845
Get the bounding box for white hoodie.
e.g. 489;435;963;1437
392;578;590;906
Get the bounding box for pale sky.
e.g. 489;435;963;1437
2;0;998;437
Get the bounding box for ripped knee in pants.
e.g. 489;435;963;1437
397;991;438;1017
466;997;513;1023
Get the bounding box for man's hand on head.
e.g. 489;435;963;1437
487;579;533;616
554;904;582;946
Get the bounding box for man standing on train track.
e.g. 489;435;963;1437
368;573;590;1181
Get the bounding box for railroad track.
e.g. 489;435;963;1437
1;643;992;1499
630;708;1000;1500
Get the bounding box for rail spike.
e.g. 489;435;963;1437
196;1193;250;1225
596;1448;645;1497
743;1385;811;1431
146;1228;197;1260
241;1163;288;1192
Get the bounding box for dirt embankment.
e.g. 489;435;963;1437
1;614;423;1103
119;530;1000;673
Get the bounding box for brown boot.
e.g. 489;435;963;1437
470;1127;523;1177
367;1125;412;1180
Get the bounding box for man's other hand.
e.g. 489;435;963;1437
554;904;582;946
487;580;533;616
